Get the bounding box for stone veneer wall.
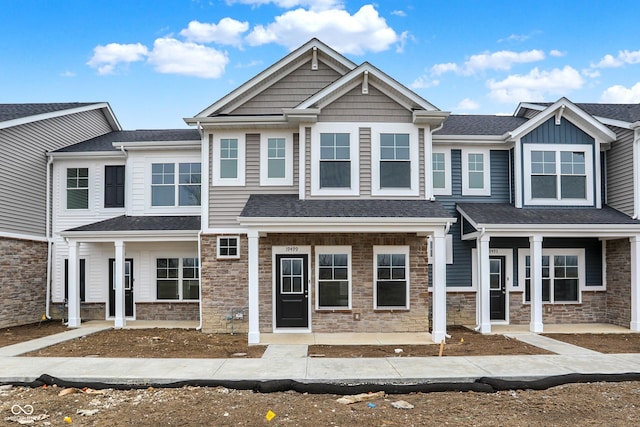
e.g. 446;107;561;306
49;303;105;321
259;233;429;333
135;302;199;321
445;292;476;325
200;234;249;333
0;237;47;328
508;291;607;324
605;238;631;327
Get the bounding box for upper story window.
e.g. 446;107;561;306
104;165;125;208
380;133;410;188
212;135;245;186
151;162;201;207
66;167;89;209
371;125;419;196
523;144;593;206
432;150;451;196
461;149;490;196
310;124;358;196
260;133;294;186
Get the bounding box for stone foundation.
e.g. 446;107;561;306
508;291;607;324
0;237;47;328
445;292;476;325
135;302;199;321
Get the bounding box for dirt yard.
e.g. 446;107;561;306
3;322;640;426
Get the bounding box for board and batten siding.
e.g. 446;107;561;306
0;109;113;236
208;132;299;228
230;60;342;115
318;85;413;123
521;117;595;145
606;127;634;216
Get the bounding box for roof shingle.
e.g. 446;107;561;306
65;215;201;232
56;129;201;152
0;103;98;122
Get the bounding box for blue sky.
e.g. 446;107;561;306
2;0;639;129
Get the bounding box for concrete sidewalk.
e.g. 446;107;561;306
1;326;640;385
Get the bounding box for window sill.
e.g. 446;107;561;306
374;308;410;312
315;308;351;313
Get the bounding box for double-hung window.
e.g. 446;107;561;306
66;167;89;209
380;133;410;188
524;144;592;205
213;135;245;186
374;246;410;309
260;133;293;186
320;133;351;188
316;246;351;309
151;162;201;207
520;249;583;304
371;125;419;196
156;257;199;300
461;149;490;196
311;124;358;196
432;150;451;195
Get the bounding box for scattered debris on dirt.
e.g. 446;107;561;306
0;321;67;347
543;333;640;353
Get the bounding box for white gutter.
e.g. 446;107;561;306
45;155;53;319
196;230;203;330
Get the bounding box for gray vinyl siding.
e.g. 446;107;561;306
521;117;594;145
437;149;511;287
0;109;113;236
606;127;634;215
318;86;412;123
230;60;342;115
208;133;299;227
359;127;371;196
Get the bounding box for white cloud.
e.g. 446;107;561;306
549;49;565;57
391;10;406;17
430;50;545;77
227;0;342;10
60;71;76;77
430;62;458;76
601;82;640;103
87;43;149;75
147;38;229;78
487;66;584;103
180;18;249;47
582;68;601;78
410;76;439;89
245;4;400;54
593;49;640;68
498;33;531;43
456;98;480;110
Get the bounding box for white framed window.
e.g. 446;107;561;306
371;124;419;196
462;149;490;196
373;245;410;309
432;150;451;195
212;135;245;186
315;246;351;310
260;132;294;186
66;167;89;209
518;248;585;304
217;236;240;259
151;162;201;207
156;257;200;300
310;123;359;196
523;144;593;206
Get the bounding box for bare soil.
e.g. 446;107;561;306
3;322;640;425
543;333;640;353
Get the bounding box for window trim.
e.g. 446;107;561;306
310;123;359;196
461;149;491;196
259;132;294;186
217;236;240;259
373;245;410;310
315;246;352;310
432;149;451;196
517;248;585;304
65;166;90;210
155;257;200;301
212;134;246;186
371;124;419;196
523;144;594;206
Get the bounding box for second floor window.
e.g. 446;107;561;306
151;162;201;207
67;167;89;209
320;133;350;188
220;138;238;179
267;138;286;179
380;133;410;188
462;149;491;196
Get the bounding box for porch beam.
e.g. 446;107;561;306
477;234;491;333
247;231;260;344
67;240;81;327
529;235;544;333
630;236;640;331
431;229;447;343
114;240;126;328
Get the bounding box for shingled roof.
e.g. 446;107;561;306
0;103;98;122
240;194;453;219
435;115;528;136
528;102;640;123
64;215;201;232
56;129;201;152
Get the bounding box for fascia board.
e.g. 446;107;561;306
47;151;125;159
0;102;121;131
61;230;200;241
113;140;200;150
468;224;640;235
596;117;634;130
186;116;290;129
238;216;457;233
433;135;510;145
513;102;546;116
0;231;47;242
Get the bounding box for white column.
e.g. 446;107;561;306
67;240;81;327
431;229;447;343
247;231;260;344
477;234;491;333
114;240;126;328
529;235;544;333
630;236;640;331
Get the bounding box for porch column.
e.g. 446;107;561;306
67;239;81;327
114;240;126;328
431;229;447;343
630;236;640;331
477;234;491;333
529;235;544;333
247;230;260;344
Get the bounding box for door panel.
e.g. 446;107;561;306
275;255;308;328
489;256;506;321
109;259;134;317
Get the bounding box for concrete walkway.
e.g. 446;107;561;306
1;325;639;386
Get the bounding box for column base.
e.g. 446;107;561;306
67;317;81;328
248;331;260;344
529;322;544;333
114;318;126;328
630;321;640;331
478;322;492;334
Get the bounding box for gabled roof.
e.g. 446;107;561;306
0;102;121;131
188;38;356;121
435;115;528;136
516;102;640;125
53;129;201;153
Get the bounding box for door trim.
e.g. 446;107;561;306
489;255;506;321
488;249;511;324
272;246;312;333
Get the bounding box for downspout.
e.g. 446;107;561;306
196;230;204;330
45;155;53;319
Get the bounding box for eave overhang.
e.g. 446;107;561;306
413;111;450;127
60;229;199;242
47;150;125;160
